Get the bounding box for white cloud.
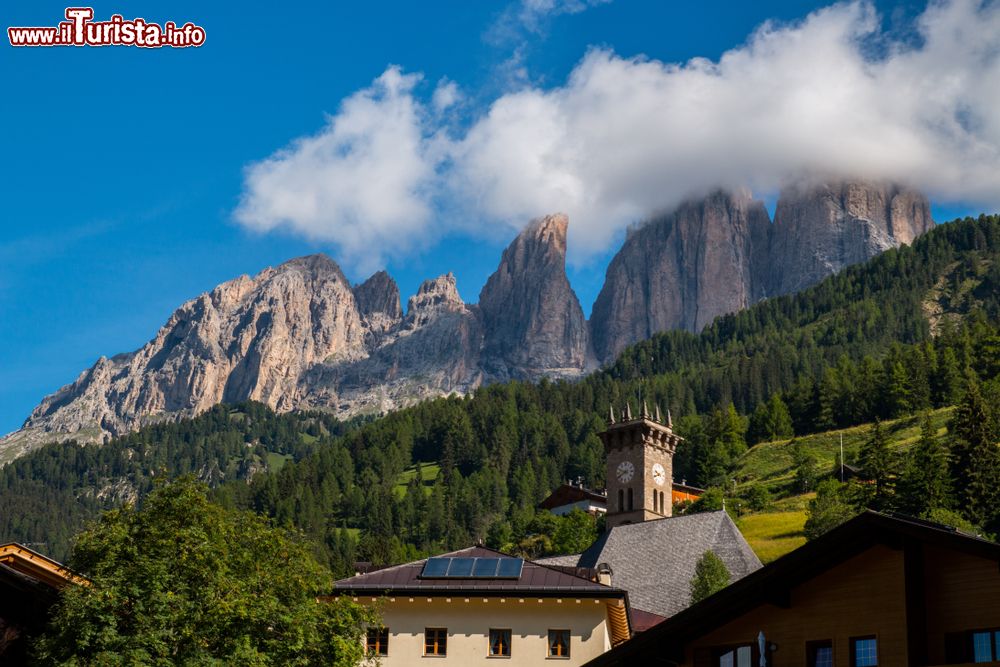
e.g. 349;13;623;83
517;0;613;33
432;79;461;113
236;0;1000;268
234;67;442;274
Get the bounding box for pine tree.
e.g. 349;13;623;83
815;369;839;430
884;361;913;418
859;420;895;511
689;551;731;603
899;412;952;516
964;438;1000;533
804;480;856;540
953;380;1000;532
748;394;794;444
933;347;964;406
950;377;997;491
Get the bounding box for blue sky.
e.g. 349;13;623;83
0;0;994;435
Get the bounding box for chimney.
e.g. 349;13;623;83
597;563;613;587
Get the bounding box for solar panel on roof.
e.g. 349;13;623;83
472;558;500;577
420;556;525;579
497;558;524;578
422;557;450;577
446;557;475;576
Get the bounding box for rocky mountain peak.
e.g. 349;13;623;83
276;253;348;280
590;189;770;364
354;271;402;320
767;179;933;296
479;213;591;379
408;273;462;310
353;271;403;343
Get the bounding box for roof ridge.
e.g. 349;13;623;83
526;554;613;587
334;546;493;585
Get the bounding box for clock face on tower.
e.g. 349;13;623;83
616;460;635;484
651;463;666;486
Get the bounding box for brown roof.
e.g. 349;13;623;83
333;545;627;598
630;608;667;633
538;484;608;510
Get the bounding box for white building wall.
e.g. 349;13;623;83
358;596;613;667
550;500;606;516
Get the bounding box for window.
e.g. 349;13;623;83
627;488;634;511
716;644;753;667
425;628;447;656
618;489;624;512
850;636;878;667
807;640;834;667
660;490;666;513
945;629;1000;663
489;628;511;657
548;629;570;657
974;632;994;663
366;627;389;656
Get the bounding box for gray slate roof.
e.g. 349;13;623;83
536;511;761;618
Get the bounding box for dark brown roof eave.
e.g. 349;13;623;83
334;586;628;598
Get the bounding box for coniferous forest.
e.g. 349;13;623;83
4;215;1000;573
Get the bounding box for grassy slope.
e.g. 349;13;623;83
731;408;953;562
736;499;809;564
393;462;441;499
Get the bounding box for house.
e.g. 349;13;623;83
0;543;81;664
539;482;611;516
537;406;762;622
583;511;1000;667
333;545;632;666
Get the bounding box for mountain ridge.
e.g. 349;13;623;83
0;179;935;461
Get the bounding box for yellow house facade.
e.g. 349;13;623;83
334;546;631;667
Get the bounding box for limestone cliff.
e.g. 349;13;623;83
479;214;592;380
768;180;934;296
589;189;771;364
14;255;367;446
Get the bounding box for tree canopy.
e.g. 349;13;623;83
33;478;374;666
690;551;731;603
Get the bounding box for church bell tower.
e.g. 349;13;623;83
600;402;682;529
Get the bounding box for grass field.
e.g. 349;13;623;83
394;462;440;499
737;507;809;563
730;408;954;562
732;407;953;497
266;452;293;472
